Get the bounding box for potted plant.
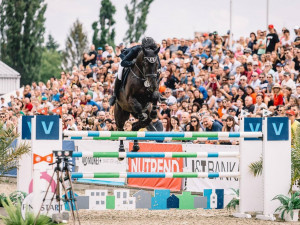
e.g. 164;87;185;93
272;191;300;222
226;188;239;211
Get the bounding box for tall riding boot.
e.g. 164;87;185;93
109;78;122;106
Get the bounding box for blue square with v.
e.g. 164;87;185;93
36;115;60;140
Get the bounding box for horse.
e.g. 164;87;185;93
114;46;160;156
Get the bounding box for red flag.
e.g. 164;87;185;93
38;107;48;115
52;107;62;115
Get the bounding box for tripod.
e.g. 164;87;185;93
33;156;81;225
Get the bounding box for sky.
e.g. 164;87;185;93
44;0;300;50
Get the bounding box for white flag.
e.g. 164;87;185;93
240;109;250;117
262;109;272;117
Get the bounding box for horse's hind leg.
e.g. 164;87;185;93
115;103;130;131
114;103;130;160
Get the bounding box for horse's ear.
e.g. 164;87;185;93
154;47;160;55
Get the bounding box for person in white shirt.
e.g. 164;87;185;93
254;93;267;113
249;72;261;89
66;115;78;131
0;98;8;109
281;72;296;94
164;88;177;106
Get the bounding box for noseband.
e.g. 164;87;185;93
134;56;158;79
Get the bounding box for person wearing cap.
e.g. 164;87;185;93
202;33;212;50
266;24;279;53
243;48;253;61
272;83;284;106
273;63;283;83
109;37;160;106
282;72;296;93
97;47;103;62
39;96;54;111
286;109;300;136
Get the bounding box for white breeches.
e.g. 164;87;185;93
117;63;123;80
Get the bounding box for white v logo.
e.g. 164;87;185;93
272;123;283;135
249;123;260;132
41;121;54;134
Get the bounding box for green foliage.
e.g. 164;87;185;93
40;48;62;83
273;191;300;220
0;193;8;207
0;198;57;225
226;188;239;210
46;34;59;51
0;191;27;207
0;0;47;85
123;0;154;43
249;157;263;177
62;19;89;71
0;122;31;177
92;0;116;48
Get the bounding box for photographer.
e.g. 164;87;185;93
92;111;106;131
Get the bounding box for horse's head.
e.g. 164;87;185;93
137;47;160;90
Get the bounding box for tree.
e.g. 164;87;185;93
92;0;116;48
62;19;89;71
0;0;47;85
123;0;154;43
0;122;30;177
46;34;59;51
40;49;62;83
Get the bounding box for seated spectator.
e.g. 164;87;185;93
202;115;223;131
170;116;182;132
243;96;255;113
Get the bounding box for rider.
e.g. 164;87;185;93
109;37;159;106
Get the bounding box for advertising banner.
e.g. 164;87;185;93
185;144;239;193
128;143;183;191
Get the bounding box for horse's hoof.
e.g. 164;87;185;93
138;113;148;121
118;146;125;161
150;110;157;119
132;145;140;152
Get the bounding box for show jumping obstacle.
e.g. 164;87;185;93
71;172;240;179
72;151;240;158
18;116;291;221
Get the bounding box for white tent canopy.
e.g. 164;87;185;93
0;60;20;95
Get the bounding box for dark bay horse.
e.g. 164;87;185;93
114;47;160;154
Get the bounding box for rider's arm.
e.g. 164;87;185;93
121;46;141;67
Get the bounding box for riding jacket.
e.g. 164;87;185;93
120;45;161;68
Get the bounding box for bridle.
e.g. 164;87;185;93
131;55;158;79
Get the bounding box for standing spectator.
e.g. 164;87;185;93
266;24;279;53
256;31;266;58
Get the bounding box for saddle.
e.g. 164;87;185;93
121;67;130;89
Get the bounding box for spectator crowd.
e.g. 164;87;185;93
1;24;300;143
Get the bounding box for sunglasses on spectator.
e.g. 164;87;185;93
65;119;71;122
267;76;272;78
191;120;197;123
213;63;218;65
259;76;264;79
229;78;235;80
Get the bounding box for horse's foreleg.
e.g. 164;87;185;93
150;91;160;119
128;96;147;121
